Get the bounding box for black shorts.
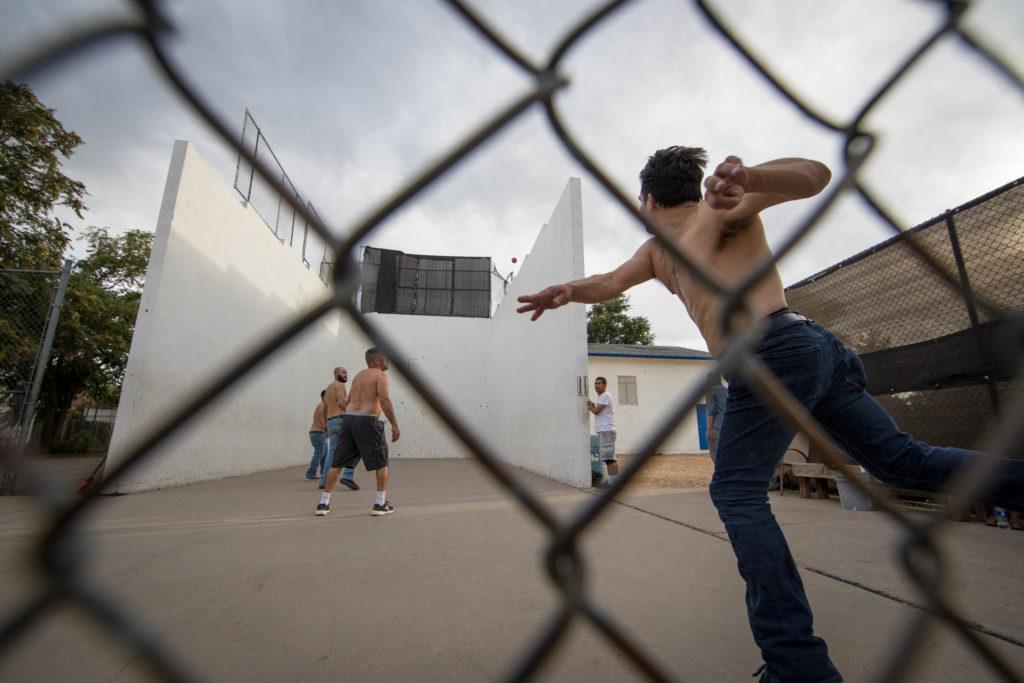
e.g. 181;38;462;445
332;414;389;471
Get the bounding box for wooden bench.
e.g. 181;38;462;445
790;462;837;500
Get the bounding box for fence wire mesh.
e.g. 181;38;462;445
1;0;1023;681
786;177;1024;457
0;268;61;445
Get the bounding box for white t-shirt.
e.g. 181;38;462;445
594;392;615;433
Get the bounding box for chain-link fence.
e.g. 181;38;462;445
787;177;1024;457
232;109;330;284
1;0;1023;681
0;262;72;492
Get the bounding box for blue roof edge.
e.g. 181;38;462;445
588;352;712;361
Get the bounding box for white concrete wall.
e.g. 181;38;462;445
487;179;589;485
106;141;589;491
586;355;715;454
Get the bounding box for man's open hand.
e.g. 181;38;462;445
516;284;573;321
704;155;750;210
391;425;400;443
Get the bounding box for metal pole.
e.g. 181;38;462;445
944;212;1001;416
247;119;260;204
19;259;72;446
1;260;72;494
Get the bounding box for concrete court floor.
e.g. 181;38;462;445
0;458;1022;682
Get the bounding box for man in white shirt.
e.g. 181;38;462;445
586;377;617;488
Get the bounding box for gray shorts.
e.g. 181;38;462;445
332;414;389;471
597;431;617;462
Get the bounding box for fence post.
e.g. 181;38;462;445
0;259;72;494
247;125;260;204
944;212;1001;416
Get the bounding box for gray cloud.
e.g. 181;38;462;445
3;0;1021;350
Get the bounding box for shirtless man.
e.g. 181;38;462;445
324;366;358;490
316;348;400;517
517;146;1024;682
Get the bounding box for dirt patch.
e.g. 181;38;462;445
615;453;713;490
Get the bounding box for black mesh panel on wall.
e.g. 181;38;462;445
360;246;490;318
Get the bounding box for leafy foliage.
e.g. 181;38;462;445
0;80;85;270
36;227;153;447
586;294;655;345
0;82;153;450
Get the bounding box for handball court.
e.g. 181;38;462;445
1;457;1021;682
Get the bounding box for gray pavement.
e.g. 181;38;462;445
0;459;1021;682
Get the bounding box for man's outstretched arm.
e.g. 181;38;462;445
516;242;655;321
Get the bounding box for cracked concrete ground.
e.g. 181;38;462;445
1;459;1021;681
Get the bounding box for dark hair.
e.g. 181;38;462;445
320;390;326;399
639;146;708;207
365;347;385;365
595;376;607;384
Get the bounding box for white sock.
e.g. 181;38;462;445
320;492;331;505
375;491;386;506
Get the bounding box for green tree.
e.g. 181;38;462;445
0;82;151;451
586;294;655;345
38;227;153;448
0;80;85;270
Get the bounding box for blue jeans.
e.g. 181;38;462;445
325;416;356;487
713;319;1023;682
305;431;327;479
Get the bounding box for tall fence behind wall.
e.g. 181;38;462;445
0;262;72;492
786;177;1024;457
0;266;69;447
232;109;330;284
2;1;1024;682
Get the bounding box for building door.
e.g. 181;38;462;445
696;403;708;450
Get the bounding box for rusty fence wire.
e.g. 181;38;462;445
1;0;1023;681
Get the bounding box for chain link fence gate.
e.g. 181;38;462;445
0;261;72;493
1;1;1023;681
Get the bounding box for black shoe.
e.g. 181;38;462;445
371;502;394;516
339;478;359;491
305;475;317;481
315;502;330;516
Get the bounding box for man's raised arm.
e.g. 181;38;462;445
704;156;831;227
516;242;655;321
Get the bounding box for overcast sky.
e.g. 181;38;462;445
3;0;1022;350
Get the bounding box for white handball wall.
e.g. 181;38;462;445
105;141;589;492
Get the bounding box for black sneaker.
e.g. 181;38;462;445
339;478;359;491
371;502;394;516
315;502;330;516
